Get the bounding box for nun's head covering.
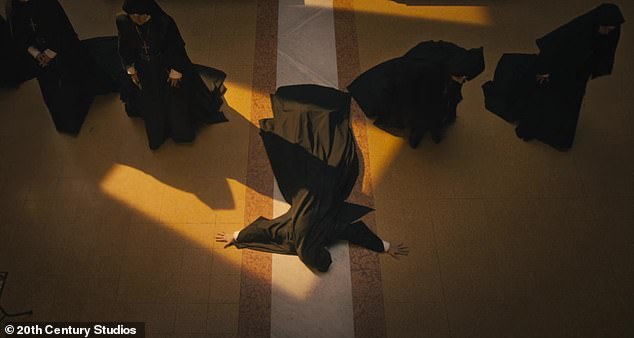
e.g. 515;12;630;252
122;0;165;15
446;47;485;81
595;3;625;26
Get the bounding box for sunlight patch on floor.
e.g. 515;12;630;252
317;0;492;26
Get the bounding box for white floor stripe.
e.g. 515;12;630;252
271;1;355;337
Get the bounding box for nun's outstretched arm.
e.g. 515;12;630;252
339;221;409;258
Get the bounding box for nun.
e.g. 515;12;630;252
116;0;228;150
348;40;485;148
5;0;111;134
484;3;625;151
215;85;408;272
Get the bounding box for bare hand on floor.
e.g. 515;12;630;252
215;232;236;248
387;243;409;259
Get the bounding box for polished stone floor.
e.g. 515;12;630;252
0;1;632;337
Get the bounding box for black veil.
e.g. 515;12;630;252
536;3;625;78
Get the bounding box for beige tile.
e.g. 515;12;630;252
178;274;211;304
54;277;119;304
68;222;130;256
61;249;123;278
25;177;88;200
207;303;239;334
48;302;95;322
445;302;515;338
0;273;59;305
175;303;209;334
159;192;217;225
117;271;181;303
5;247;68;276
126;223;189;249
117;248;184;303
384;301;449;338
74;198;132;225
211;248;242;276
382;271;444;304
6;302;55;323
372;198;435;248
19;198;79;225
10;222;73;249
115;303;177;334
208;274;241;303
181;248;214;275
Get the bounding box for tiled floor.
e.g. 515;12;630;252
356;0;633;337
0;1;632;337
0;0;256;336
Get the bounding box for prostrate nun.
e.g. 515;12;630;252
117;0;228;150
483;3;625;151
348;40;485;148
215;85;408;272
5;0;114;134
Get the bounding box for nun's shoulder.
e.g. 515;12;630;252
116;12;130;22
115;13;133;28
40;0;65;11
157;13;177;27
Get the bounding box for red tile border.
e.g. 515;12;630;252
238;0;278;337
334;1;388;337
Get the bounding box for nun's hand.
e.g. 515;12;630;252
168;76;181;88
215;232;236;249
387;243;409;259
168;69;182;88
36;53;51;67
536;74;550;84
130;73;142;89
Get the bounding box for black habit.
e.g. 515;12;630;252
347;40;485;148
233;85;385;272
6;0;112;134
117;0;227;150
483;3;625;150
0;14;18;87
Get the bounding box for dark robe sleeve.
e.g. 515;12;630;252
0;15;15;86
346;57;400;118
535;17;585;75
295;223;333;272
482;53;538;123
297;245;332;273
592;27;621;78
43;0;78;56
535;25;559;74
116;15;136;69
535;49;554;75
411;68;448;132
163;16;188;74
337;202;374;224
259;126;305;205
8;8;31;54
234;216;296;255
338;221;385;252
